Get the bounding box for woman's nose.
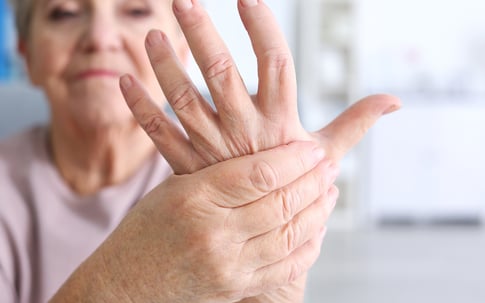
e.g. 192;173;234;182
79;15;123;53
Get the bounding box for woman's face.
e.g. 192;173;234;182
23;0;186;129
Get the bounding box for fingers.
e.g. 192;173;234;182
238;0;298;119
144;30;226;167
196;141;326;208
245;227;328;297
227;161;339;241
317;94;402;161
240;185;338;271
172;0;255;131
120;74;201;174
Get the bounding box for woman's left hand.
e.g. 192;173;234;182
120;0;401;302
121;0;401;174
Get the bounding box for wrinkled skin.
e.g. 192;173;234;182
120;0;400;302
51;141;339;303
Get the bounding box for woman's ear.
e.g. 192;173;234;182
17;40;25;56
17;39;28;62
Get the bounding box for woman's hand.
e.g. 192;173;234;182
120;1;400;302
51;142;338;303
120;0;401;175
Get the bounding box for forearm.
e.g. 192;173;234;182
51;249;308;303
51;143;323;303
49;247;128;303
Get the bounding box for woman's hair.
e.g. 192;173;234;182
8;0;33;41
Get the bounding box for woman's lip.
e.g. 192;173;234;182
76;69;120;79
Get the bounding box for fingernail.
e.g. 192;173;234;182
146;30;164;48
240;0;259;7
174;0;193;12
383;104;401;115
313;147;326;162
120;74;132;90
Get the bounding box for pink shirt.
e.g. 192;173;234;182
0;127;172;303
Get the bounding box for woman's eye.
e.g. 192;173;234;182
49;8;80;21
126;7;151;18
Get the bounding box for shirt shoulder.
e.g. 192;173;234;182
0;126;46;177
0;127;45;297
0;126;46;211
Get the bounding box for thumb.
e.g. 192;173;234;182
315;94;401;162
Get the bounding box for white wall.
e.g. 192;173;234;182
367;102;485;222
356;0;485;222
0;83;48;139
187;0;297;93
357;0;485;95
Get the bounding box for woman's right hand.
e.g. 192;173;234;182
50;141;338;303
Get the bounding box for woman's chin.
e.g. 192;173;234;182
66;96;137;131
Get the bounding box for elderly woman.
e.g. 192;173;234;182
0;0;400;302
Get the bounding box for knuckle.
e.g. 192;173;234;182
284;221;301;254
167;82;200;112
204;53;234;80
217;289;244;303
249;160;279;193
287;261;302;283
264;48;293;70
194;227;223;254
211;263;232;286
210;263;246;301
126;91;145;108
277;187;300;223
198;232;218;251
142;114;167;136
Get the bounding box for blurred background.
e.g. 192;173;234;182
1;0;484;302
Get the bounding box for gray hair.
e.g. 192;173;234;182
8;0;34;41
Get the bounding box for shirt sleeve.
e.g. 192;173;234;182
0;266;18;303
0;214;20;303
